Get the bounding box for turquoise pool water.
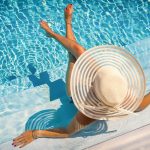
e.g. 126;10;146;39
0;0;150;85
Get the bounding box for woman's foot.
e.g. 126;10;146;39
40;20;54;37
64;4;73;24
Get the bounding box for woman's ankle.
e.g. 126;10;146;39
65;18;72;25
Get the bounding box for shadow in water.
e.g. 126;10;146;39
25;97;78;130
24;64;114;138
27;63;68;102
7;75;17;81
72;120;116;138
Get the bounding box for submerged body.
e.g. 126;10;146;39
12;4;150;148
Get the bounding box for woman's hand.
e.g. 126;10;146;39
12;130;36;148
40;20;50;31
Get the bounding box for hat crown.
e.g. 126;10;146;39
93;66;128;107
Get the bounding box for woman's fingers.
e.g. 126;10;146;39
13;137;32;148
13;138;25;145
12;131;35;148
19;140;32;148
14;140;28;148
14;139;26;147
19;142;29;148
13;134;24;141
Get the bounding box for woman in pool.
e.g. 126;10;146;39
12;4;150;148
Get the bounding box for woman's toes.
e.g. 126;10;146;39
66;4;73;10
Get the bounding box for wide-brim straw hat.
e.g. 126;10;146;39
70;45;146;120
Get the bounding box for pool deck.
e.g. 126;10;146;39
87;124;150;150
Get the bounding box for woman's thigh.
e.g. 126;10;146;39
136;92;150;112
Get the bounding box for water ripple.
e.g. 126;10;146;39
0;0;149;85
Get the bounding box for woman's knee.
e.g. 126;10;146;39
74;45;86;59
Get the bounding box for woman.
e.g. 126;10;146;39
12;4;150;148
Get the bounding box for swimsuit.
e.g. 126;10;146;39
68;96;87;132
69;96;73;103
67;115;87;135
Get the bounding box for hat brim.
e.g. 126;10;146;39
70;45;146;120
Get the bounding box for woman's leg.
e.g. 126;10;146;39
64;4;77;97
40;20;86;59
65;4;76;41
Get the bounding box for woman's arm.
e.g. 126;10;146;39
33;128;69;138
135;92;150;112
12;111;95;148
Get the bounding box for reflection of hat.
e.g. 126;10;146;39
70;45;146;120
